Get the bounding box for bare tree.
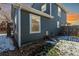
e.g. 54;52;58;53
0;5;12;36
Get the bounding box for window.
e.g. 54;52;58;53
58;7;61;17
41;4;46;12
57;21;60;28
30;14;41;33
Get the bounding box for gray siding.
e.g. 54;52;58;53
12;3;66;46
32;3;50;15
21;9;51;45
21;3;67;45
61;11;66;26
50;4;60;35
32;3;60;35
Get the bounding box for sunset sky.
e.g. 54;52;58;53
63;3;79;25
67;13;79;23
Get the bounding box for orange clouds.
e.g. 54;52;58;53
67;13;79;24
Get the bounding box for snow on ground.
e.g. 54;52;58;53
0;34;7;36
0;35;15;53
58;36;79;42
54;36;79;56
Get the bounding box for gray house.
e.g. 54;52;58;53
32;3;67;33
11;3;67;47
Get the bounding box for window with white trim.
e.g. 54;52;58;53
58;7;61;17
57;21;60;28
30;14;41;33
41;4;46;12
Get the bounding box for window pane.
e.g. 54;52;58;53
31;14;40;33
32;19;39;32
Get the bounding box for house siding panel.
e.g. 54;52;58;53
12;3;66;46
32;3;60;35
21;9;50;45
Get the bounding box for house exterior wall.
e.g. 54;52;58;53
50;3;60;35
32;3;50;15
21;9;51;45
32;3;67;35
12;3;66;46
59;8;66;26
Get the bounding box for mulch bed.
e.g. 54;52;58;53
0;40;46;56
0;35;57;56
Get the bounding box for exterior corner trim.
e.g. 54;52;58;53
18;7;21;47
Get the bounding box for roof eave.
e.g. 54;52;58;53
12;4;54;19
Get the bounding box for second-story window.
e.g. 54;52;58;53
58;7;61;17
41;4;46;12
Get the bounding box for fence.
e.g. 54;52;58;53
58;25;79;36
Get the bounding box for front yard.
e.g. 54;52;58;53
0;35;79;56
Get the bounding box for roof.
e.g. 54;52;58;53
12;4;54;19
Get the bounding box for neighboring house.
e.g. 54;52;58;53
11;3;67;47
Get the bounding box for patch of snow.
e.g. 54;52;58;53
54;36;79;56
57;36;79;42
45;40;57;45
0;35;15;53
46;41;56;45
0;34;7;36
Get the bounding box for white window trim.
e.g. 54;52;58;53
18;7;21;47
29;14;41;34
41;4;47;12
57;21;60;28
58;7;61;17
50;3;52;16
